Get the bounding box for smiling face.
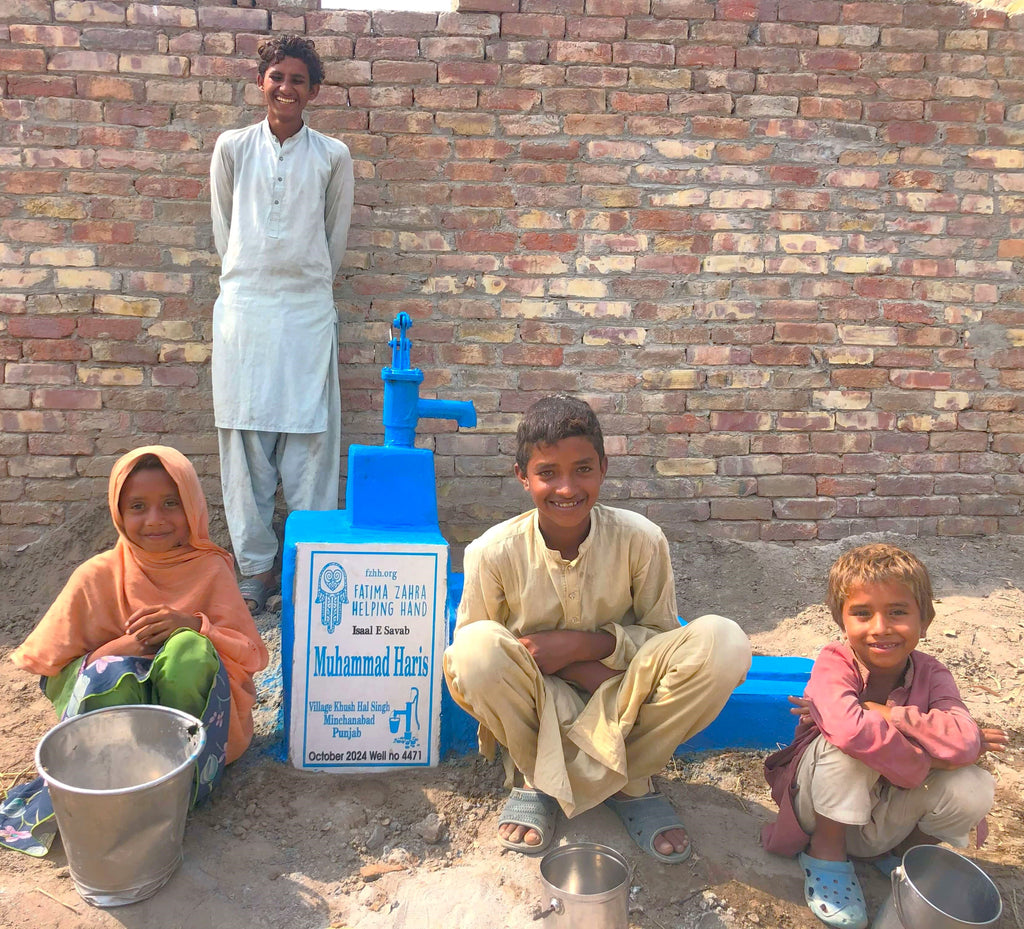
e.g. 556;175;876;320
515;435;607;557
841;580;925;679
118;466;192;554
257;55;319;130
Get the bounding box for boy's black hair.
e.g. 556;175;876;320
515;395;605;473
257;35;325;87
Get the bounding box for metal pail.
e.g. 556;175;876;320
872;845;1002;929
538;843;630;929
36;705;206;908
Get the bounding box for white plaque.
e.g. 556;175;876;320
290;541;448;772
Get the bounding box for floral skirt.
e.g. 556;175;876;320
0;630;229;857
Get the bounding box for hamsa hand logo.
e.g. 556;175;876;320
315;562;348;634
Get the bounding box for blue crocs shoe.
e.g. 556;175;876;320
798;852;869;929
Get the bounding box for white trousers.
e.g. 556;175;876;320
793;734;994;857
218;380;341;577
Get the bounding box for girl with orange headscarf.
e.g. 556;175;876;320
3;446;268;856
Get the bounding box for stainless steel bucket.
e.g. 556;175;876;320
538;843;630;929
36;705;206;907
872;845;1002;929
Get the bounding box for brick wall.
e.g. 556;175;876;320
2;0;1023;551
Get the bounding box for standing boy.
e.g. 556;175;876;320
444;396;751;860
210;35;354;612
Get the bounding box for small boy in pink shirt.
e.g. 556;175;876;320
761;544;1008;929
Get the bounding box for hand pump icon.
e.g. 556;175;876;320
390;688;420;748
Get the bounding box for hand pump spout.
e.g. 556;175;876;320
381;313;476;447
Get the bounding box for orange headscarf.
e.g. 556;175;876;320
11;446;269;763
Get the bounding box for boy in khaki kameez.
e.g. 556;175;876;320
444;396;751;860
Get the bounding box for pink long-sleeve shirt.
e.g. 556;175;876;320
761;641;981;856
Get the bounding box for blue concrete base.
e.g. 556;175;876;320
439;571;811;757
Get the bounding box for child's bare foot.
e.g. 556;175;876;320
606;789;692;863
498;821;543;847
496;786;557;854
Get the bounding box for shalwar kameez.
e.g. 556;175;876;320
210;119;353;576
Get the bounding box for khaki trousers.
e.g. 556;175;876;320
793;734;994;856
444;614;752;816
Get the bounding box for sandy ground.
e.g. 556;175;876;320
1;517;1022;929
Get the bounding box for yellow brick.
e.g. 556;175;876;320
934;391;971;411
584;186;641;208
966;148;1024;171
576;256;636;274
397;231;451;251
813;390;871;410
838;325;898;346
167;248;218;267
422;276;470;295
641;369;702;389
149;321;194;339
514;211;564;230
832;256;893;274
24;197;87;219
945;29;988;51
995;173;1024;192
780;234;842;253
767;256;829;274
897;413;958;432
650;189;707;207
480;276;507;295
55;0;124;22
709;189;772;209
0;269;49;288
78;366;144;386
628;68;692;91
652;140;714;160
468;412;521;434
458;321;517;342
95;295;160;317
656;458;717;476
1007;328;1024;347
28;248;95;267
127;5;197;27
567;301;632;318
178;343;211;363
549;278;608;299
823;346;874;364
651;235;694;254
702;256;765;273
961;195;993;215
942;306;980;325
56;269;119;290
502;300;561;318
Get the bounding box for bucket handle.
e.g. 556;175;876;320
532;897;564;920
891;865;907;926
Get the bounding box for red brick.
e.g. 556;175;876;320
8;318;77;339
937;516;998;537
711;498;773;520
